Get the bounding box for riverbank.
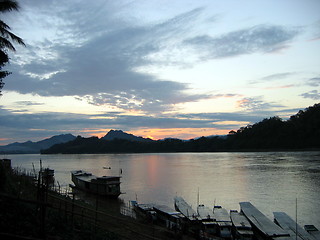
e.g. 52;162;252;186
0;160;194;240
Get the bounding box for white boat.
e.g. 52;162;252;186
131;201;157;222
240;202;290;240
274;212;315;240
153;204;185;230
213;206;232;239
197;204;215;221
230;210;254;240
197;204;217;239
304;225;320;240
174;196;199;221
71;170;121;198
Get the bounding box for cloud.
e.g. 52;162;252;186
300;90;320;100
306;77;320;87
0;103;290;143
5;4;210;113
14;101;45;106
248;72;297;85
237;97;284;111
260;72;296;81
184;25;300;59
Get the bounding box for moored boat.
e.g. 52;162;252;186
197;204;217;240
240;202;290;240
230;210;254;240
71;170;121;198
273;212;314;240
131;201;157;222
304;225;320;240
213;205;232;239
153;204;185;230
174;196;199;221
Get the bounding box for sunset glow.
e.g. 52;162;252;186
0;0;319;145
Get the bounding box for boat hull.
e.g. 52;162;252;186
71;170;121;198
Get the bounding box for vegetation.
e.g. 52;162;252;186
42;103;320;154
0;0;25;94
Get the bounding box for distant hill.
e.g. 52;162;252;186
0;134;76;154
42;103;320;154
102;130;153;142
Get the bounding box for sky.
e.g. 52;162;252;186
0;0;319;145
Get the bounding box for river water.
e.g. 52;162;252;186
8;151;320;228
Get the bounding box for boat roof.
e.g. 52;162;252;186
213;206;231;222
273;212;315;240
153;204;184;217
136;203;155;211
197;204;215;221
174;196;198;221
240;202;290;238
230;210;252;229
71;170;120;182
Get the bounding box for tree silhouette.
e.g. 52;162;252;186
0;0;25;95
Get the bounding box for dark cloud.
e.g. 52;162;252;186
300;90;320;100
184;25;300;59
14;101;45;106
5;5;209;113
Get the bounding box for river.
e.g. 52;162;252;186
7;151;320;228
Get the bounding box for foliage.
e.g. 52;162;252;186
0;0;25;94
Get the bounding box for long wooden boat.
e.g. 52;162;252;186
131;201;157;222
230;210;254;240
71;170;121;198
304;225;320;240
197;204;215;221
197;204;217;239
174;196;199;221
240;202;290;240
213;205;232;239
153;204;185;230
274;212;314;240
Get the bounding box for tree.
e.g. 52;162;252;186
0;0;25;95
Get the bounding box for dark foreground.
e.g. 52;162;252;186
0;162;194;240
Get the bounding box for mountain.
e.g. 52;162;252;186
102;130;153;142
0;134;76;154
42;103;320;154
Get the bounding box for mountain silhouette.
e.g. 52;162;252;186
102;130;153;142
0;134;76;154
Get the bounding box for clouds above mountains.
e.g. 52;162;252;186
1;0;319;144
5;2;303;114
0;104;299;143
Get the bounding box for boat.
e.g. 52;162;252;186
198;204;215;221
212;205;232;239
71;170;121;198
230;210;254;240
131;201;157;222
197;204;217;239
240;202;290;240
304;225;320;240
174;196;199;221
153;204;185;230
273;212;314;240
